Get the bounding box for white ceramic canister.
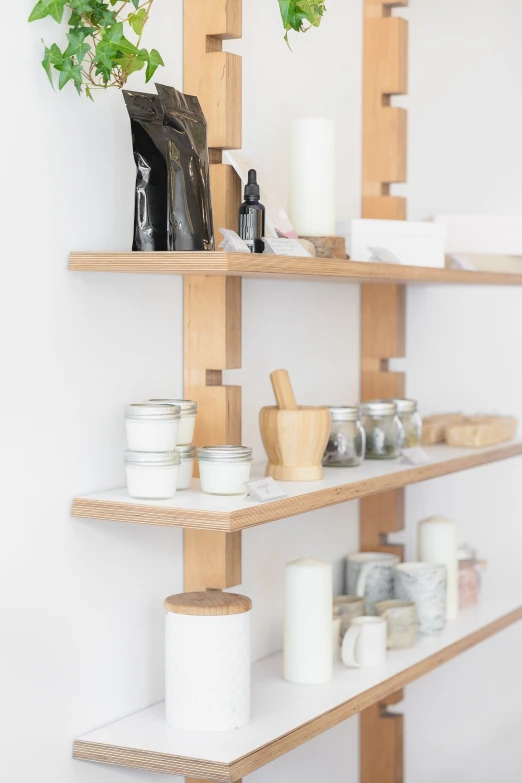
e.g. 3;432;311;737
125;403;180;452
176;445;196;490
165;591;252;732
125;450;180;499
198;446;253;495
148;399;197;445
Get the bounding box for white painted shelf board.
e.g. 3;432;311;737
72;441;522;532
74;596;522;780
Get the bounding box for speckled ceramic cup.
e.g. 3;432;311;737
333;595;365;635
393;562;447;636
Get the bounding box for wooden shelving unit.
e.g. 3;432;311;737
70;2;522;783
73;597;522;781
69;251;522;286
73;441;522;532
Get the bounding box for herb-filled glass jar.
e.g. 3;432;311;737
198;445;253;495
360;401;404;460
148;399;197;445
322;406;365;467
125;450;180;499
394;398;422;447
176;445;196;490
125;403;181;452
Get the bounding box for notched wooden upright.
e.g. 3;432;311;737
183;9;244;780
361;2;408;782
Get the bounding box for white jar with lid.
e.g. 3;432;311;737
125;404;180;452
176;445;196;490
125;450;180;499
148;399;197;445
165;591;252;732
198;446;253;495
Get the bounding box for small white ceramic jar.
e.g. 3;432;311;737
176;445;196;490
198;446;253;495
125;450;180;499
125;403;180;452
148;399;197;445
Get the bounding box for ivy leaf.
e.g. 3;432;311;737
85;85;94;101
28;0;67;23
128;8;147;36
55;56;83;93
131;0;139;7
116;53;146;75
102;22;123;43
144;48;164;82
69;0;93;12
64;30;92;65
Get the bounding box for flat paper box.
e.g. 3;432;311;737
433;214;522;255
337;219;447;268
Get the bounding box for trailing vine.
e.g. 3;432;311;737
28;0;326;99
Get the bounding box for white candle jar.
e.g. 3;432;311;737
165;591;252;732
125;404;180;452
198;446;253;495
148;399;197;445
176;445;196;490
125;450;180;499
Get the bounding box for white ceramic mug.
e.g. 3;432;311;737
342;616;387;668
393;562;447;636
346;552;400;615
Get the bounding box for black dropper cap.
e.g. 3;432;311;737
244;169;260;199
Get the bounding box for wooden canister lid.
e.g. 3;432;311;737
164;591;252;616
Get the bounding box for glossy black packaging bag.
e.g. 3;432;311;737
123;90;168;251
155;83;214;251
123;85;214;252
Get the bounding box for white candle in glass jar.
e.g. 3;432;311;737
125;403;180;452
290;117;336;237
176;445;195;490
125;450;179;499
148;399;197;445
418;516;458;619
284;558;333;684
198;446;253;495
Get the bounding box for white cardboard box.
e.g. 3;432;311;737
433;214;522;255
337;219;447;268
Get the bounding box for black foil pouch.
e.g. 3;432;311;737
155;83;214;251
123;90;168;251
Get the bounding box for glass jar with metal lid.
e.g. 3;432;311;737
125;403;181;452
124;450;180;499
322;406;366;468
393;398;422;448
148;399;197;445
198;445;253;495
176;445;196;490
360;401;404;460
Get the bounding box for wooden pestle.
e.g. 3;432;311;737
270;369;298;410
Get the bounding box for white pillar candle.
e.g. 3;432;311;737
284;557;333;684
290;118;336;237
418;516;458;620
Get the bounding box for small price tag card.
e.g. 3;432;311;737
263;238;311;257
401;447;431;466
244;477;288;503
368;246;402;265
450;253;477;271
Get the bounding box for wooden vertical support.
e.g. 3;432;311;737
361;2;409;783
183;7;244;781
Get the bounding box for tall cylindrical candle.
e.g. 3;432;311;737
290;118;336;237
284;557;333;684
418;516;458;619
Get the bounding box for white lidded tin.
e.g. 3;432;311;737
165;591;252;732
176;445;196;490
125;450;180;499
148;399;197;445
125;403;180;452
198;445;253;495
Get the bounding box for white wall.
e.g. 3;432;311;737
2;2;521;783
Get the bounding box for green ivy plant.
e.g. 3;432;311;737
278;0;326;47
28;0;164;99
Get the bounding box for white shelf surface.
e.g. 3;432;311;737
72;441;522;532
74;596;522;780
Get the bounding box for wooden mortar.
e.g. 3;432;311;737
259;370;331;481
